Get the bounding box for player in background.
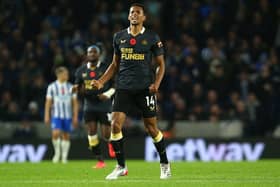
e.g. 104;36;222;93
72;44;115;169
92;3;171;180
44;66;79;163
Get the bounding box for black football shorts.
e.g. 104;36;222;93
113;89;157;118
83;111;111;126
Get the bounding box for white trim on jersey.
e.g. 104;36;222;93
127;27;145;34
87;61;101;69
46;81;77;119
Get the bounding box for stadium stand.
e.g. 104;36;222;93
0;0;279;137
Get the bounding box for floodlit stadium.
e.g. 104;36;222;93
0;0;280;186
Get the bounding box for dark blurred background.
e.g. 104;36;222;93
0;0;280;138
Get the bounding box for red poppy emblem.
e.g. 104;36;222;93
90;71;96;78
130;38;137;45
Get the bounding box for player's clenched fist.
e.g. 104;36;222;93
91;80;104;90
149;83;159;93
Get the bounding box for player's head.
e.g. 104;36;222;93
87;45;100;62
55;66;69;82
128;3;146;26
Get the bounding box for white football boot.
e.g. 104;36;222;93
160;163;171;179
105;165;128;180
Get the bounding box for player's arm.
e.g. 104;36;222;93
98;88;116;100
98;79;116;101
72;96;79;128
150;34;165;93
92;54;120;89
44;98;52;126
44;85;53;125
149;55;165;93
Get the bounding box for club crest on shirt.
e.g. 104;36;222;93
120;39;126;44
141;39;148;45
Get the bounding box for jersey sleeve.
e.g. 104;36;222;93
151;34;164;56
113;33;121;56
74;68;83;85
46;85;53;99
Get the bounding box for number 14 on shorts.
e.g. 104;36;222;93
145;95;156;111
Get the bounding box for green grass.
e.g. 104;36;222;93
1;160;280;187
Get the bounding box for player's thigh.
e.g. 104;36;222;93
97;112;111;139
51;118;62;130
101;124;111;140
113;89;132;114
97;112;111;126
51;118;62;138
84;111;98;134
135;89;157;118
61;119;72;134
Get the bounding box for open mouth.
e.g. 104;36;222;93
131;16;138;21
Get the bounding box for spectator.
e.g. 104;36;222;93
0;0;279;137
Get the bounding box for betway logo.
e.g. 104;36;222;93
0;144;47;163
145;138;265;161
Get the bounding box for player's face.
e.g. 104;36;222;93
87;48;99;62
128;6;146;25
60;70;69;81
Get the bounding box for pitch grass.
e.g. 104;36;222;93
0;160;280;187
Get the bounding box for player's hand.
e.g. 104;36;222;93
72;118;79;129
91;80;104;90
149;83;159;93
98;94;109;101
71;85;79;93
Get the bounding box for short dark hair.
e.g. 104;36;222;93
55;66;68;76
130;3;145;14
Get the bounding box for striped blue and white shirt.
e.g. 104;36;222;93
46;81;77;119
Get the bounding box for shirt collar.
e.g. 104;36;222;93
56;80;66;85
87;61;101;69
127;27;145;35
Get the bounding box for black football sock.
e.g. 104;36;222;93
154;138;168;164
111;138;125;167
90;143;103;162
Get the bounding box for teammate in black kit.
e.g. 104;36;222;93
73;45;115;169
92;3;171;179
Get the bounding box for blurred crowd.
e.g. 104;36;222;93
0;0;280;137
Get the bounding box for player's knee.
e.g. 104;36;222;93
52;130;60;139
62;133;70;140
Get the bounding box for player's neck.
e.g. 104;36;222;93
88;60;99;69
89;60;98;66
129;24;143;36
57;79;66;84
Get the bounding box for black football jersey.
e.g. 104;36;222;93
113;27;164;90
75;62;113;112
